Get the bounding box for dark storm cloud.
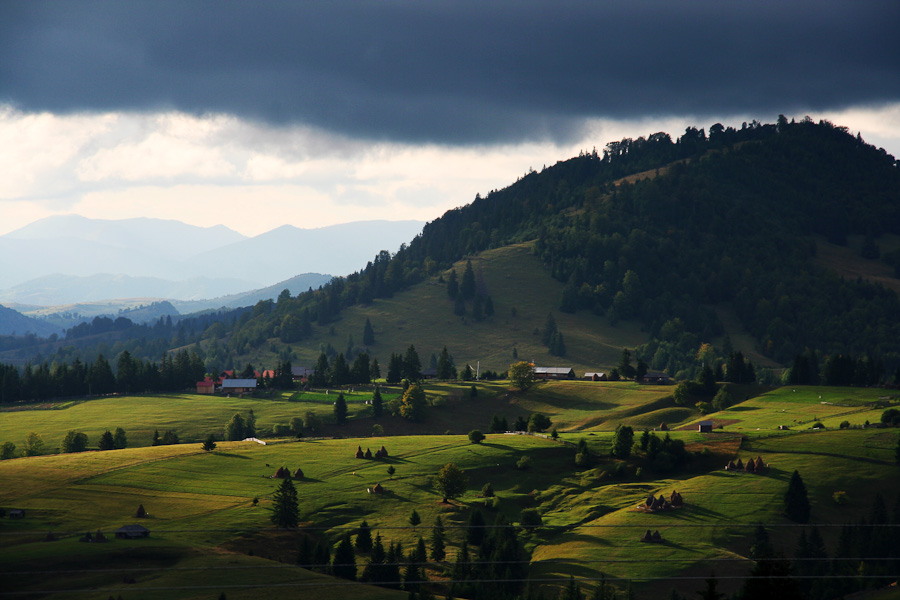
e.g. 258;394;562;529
2;0;898;144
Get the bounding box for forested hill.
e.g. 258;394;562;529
7;117;900;380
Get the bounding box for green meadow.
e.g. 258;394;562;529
1;382;899;599
682;385;897;434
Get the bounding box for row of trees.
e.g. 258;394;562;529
0;349;206;403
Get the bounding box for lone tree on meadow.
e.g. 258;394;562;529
434;463;469;503
334;392;348;424
468;429;485;444
202;435;217;452
509;361;535;390
224;413;246;441
784;470;811;523
270;478;299;528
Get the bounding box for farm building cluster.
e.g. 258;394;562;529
534;366;672;384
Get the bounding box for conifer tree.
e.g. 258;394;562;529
372;386;383;418
363;533;386;583
356;520;373;553
446;269;459;299
466;509;486;546
112;427;127;449
460;260;476;299
363;318;375;346
98;430;115;451
784;470;811;523
332;534;356;580
334;392;348;424
430;516;446;561
270;478;299;528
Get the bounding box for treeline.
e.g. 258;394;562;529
0;349;205;403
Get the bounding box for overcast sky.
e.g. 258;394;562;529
2;0;899;237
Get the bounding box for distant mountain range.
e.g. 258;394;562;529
0;216;424;305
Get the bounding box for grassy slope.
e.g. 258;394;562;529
2;383;899;599
238;243;649;375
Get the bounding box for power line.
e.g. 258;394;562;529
3;574;900;597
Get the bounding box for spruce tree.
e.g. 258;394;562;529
363;318;375;346
112;427;127;449
332;534;356;580
460;260;476;299
362;533;386;583
98;430;115;451
430;516;446;561
270;478;299;528
334;392;348;424
356;520;373;553
409;509;421;528
784;470;811;523
466;509;486;546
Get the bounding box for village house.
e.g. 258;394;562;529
534;367;576;380
115;524;150;539
291;366;315;381
583;372;607;381
221;379;258;394
639;371;673;385
196;378;215;394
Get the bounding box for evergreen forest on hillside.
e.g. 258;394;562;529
2;117;900;389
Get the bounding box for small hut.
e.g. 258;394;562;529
355;446;365;459
135;504;147;518
293;467;304;480
116;524;150;539
372;482;385;494
698;420;713;433
364;448;373;459
9;509;25;519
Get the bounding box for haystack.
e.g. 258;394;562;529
135;504;146;518
735;458;744;470
364;448;373;459
372;483;384;494
641;529;653;542
294;467;304;479
670;491;683;507
651;530;663;543
355;445;364;459
745;457;756;473
380;445;389;457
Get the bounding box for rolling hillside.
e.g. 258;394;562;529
2;383;898;599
